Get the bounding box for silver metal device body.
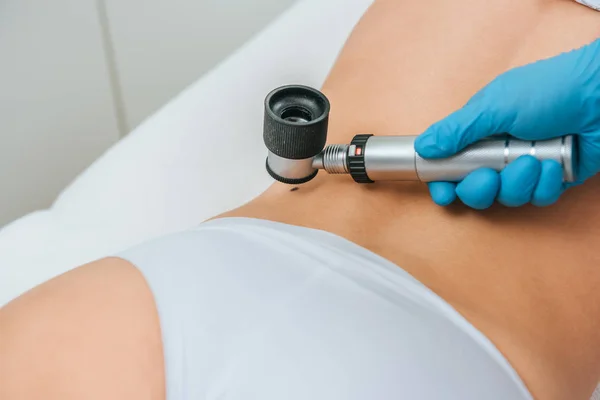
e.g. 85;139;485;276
267;152;316;181
314;135;576;183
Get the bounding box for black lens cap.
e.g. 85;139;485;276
263;85;330;160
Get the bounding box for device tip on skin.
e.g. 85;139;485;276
263;85;330;185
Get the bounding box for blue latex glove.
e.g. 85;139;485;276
414;39;600;209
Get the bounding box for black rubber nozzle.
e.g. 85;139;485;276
264;85;330;160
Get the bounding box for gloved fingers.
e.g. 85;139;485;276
531;160;565;207
497;155;542;207
455;168;500;210
414;98;515;159
427;182;457;206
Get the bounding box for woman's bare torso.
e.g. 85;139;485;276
221;1;600;398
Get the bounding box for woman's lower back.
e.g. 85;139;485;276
2;1;599;400
223;0;600;398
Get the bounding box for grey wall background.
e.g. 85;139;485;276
0;0;297;226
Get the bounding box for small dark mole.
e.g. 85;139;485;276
290;187;299;192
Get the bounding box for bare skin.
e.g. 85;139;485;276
1;1;599;399
0;258;165;400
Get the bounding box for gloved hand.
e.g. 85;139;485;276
414;39;600;209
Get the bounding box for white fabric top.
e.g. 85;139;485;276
118;218;533;400
577;0;600;10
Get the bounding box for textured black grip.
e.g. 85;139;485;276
264;85;330;160
348;134;374;183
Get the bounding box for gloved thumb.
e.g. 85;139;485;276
415;96;515;159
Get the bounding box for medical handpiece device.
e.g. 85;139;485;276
264;85;577;185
